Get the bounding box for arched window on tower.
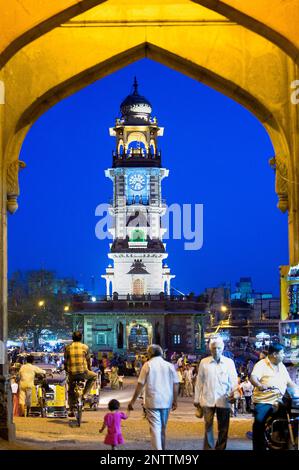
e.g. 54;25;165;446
127;141;146;156
118;141;124;155
127;132;147;157
131;229;145;241
133;278;144;296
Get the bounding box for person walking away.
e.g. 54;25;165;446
240;376;254;413
177;366;184;397
110;366;120;390
64;331;97;417
11;376;19;417
183;364;193;397
194;336;238;450
99;399;129;450
250;343;298;451
18;355;46;417
170;352;178;365
192;365;198;394
177;353;184;368
134;355;142;377
232;377;243;417
128;344;179;450
118;374;124;390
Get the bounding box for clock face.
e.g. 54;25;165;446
128;173;146;191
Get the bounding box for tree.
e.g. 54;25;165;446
8;270;76;348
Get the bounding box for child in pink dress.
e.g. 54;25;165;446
99;399;128;450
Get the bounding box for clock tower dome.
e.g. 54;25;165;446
102;78;175;297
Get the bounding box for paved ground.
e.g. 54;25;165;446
1;377;253;450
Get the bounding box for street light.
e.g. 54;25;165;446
220;305;228;313
64;305;70;312
32;300;46;350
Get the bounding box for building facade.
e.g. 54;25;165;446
71;297;205;355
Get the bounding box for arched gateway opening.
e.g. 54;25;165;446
9;59;286;301
1;0;298;443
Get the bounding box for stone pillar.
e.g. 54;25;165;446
105;278;110;298
111;280;115;296
168;279;171;296
288;191;299;266
0;92;15;440
287;65;299;267
291;172;299;266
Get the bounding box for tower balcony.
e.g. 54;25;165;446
109;197;149;206
109;197;167;208
127;196;149;206
112;151;161;168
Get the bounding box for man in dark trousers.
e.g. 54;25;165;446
250;343;297;450
194;336;238;450
64;331;97;417
128;344;179;450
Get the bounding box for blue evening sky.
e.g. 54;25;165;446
8;59;288;296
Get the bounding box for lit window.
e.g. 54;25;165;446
173;334;181;345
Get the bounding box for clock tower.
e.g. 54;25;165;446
102;78;175;298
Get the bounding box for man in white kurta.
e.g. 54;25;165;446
194;336;238;450
128;344;179;450
18;355;46;416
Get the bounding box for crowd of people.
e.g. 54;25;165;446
169;351;255;417
8;333;299;451
128;338;298;451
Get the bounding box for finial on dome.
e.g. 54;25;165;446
133;76;138;95
120;78;152;123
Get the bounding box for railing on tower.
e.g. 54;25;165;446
72;293;206;303
109;197;166;207
112;150;162;167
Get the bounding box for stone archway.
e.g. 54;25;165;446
1;1;299;68
0;0;109;68
191;0;299;62
127;321;152;352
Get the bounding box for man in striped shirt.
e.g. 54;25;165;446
64;331;97;416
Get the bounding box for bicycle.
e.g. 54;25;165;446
71;376;85;427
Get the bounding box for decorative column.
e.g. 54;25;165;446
286;62;299;267
0;94;16;439
162;266;175;297
105;278;110;298
6;160;26;214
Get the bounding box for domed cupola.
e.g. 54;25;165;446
120;77;152;124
